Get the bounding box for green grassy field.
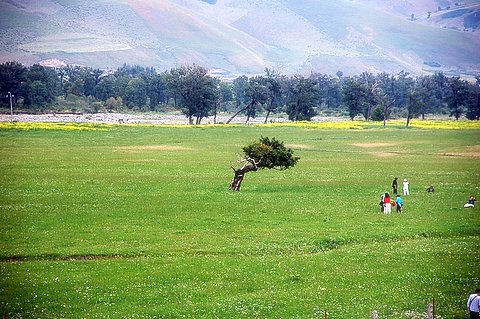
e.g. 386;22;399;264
0;122;479;318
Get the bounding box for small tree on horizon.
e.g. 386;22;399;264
445;76;468;120
286;75;318;121
227;75;268;124
229;137;299;191
466;75;480;120
166;64;218;124
342;77;369;120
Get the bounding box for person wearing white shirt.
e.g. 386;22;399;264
467;288;480;319
403;178;410;195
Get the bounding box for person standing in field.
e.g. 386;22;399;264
403;178;410;195
395;195;403;213
383;193;391;214
467;288;480;319
380;193;385;212
392;177;398;195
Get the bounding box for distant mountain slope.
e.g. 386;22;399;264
0;0;478;77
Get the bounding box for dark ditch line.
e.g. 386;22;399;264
2;233;474;262
0;252;142;263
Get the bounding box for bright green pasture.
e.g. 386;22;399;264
0;124;479;318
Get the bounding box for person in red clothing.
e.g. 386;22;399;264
383;192;392;214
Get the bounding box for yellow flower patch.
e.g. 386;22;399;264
261;121;364;129
0;122;108;131
407;120;480;130
1;119;478;130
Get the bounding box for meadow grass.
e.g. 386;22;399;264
0;121;479;318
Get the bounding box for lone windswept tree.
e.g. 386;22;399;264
229;137;299;191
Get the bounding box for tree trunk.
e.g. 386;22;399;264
366;105;372;121
294;99;300;121
228;97;256;124
229;170;245;191
229;164;258;191
383;100;394;127
264;100;274;123
226;105;249;124
264;109;271;124
406;111;411;127
383;104;387;127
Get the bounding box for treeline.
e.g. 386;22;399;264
1;61;479;124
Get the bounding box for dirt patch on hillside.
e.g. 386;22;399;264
116;145;192;151
286;143;312;149
440;145;480;157
371;152;397;157
352;143;393;148
114;158;159;162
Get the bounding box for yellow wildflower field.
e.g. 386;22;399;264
0;119;479;130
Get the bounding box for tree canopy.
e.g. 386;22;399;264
242;137;299;170
1;61;480;125
229;137;299;191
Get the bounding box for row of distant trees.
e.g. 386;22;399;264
0;61;479;124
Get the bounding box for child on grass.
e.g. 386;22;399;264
395;195;403;213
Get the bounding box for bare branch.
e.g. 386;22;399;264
240;161;249;171
245;156;260;169
235;156;261;171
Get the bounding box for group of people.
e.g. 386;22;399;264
380;177;476;213
392;176;410;196
381;179;479;318
380;177;408;214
